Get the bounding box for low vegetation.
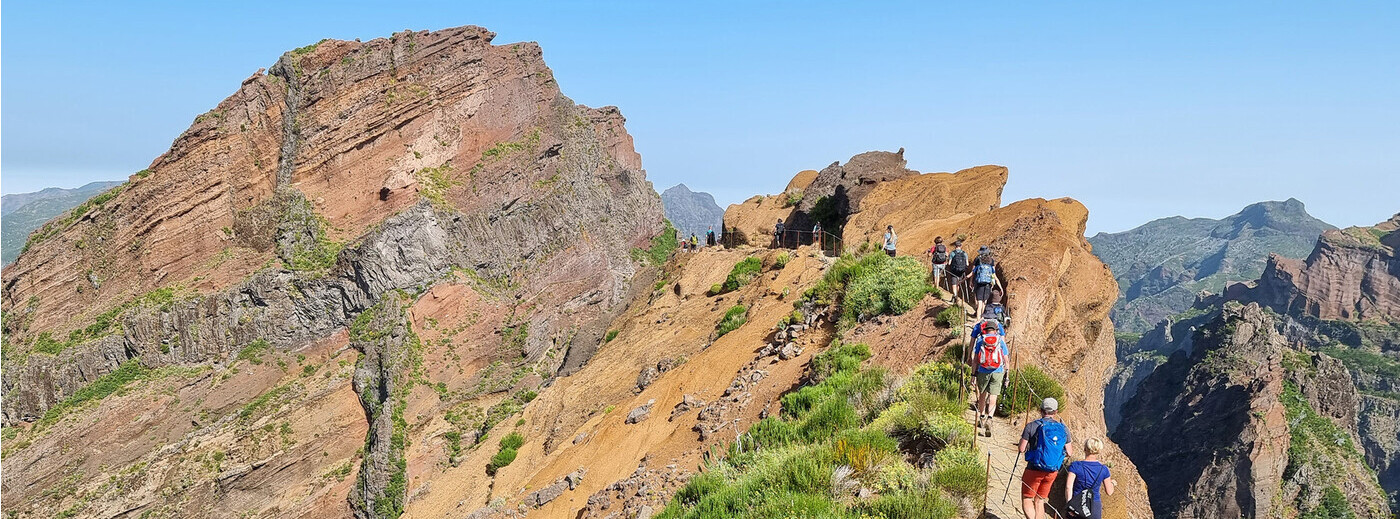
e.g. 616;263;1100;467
799;252;933;329
658;342;984;518
633;220;679;266
716;305;748;338
29;287;183;357
36;360;149;429
997;365;1064;416
720;256;763;293
1281;378;1372;516
22;183;127;254
487;432;525;476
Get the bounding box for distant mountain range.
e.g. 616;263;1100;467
1089;198;1334;333
2;181;124;265
659;183;723;241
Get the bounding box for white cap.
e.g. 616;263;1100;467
1041;397;1059;412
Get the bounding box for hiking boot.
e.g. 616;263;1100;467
983;420;993;437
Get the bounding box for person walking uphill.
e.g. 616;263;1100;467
927;236;949;295
1021;398;1072;519
774;219;786;248
972;321;1008;436
1065;438;1116;519
946;240;969;302
968;246;1002;320
883;225;898;257
706;226;717;247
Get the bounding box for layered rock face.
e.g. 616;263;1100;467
659;184;723;240
1;26;661;518
1117;303;1389;518
1089;199;1334;333
1249;214;1400;321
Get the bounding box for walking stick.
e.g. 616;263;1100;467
1003;454;1021;504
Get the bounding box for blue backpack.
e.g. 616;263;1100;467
974;262;996;284
1025;419;1069;471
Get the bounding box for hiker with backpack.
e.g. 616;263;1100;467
1021;398;1072;519
972;320;1008;436
882;225;898;257
984;285;1009;327
812;221;823;248
706;226;717;247
967;246;1001;320
946;240;970;302
1065;438;1116;519
690;233;700;252
774;219;786;248
927;236;949;295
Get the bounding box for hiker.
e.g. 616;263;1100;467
774;219;786;248
927;236;949;294
812;221;823;248
690;233;700;252
1021;398;1071;519
967;246;1001;320
973;321;1008;436
1065;438;1116;519
706;226;717;247
883;225;897;257
984;285;1009;327
946;240;970;302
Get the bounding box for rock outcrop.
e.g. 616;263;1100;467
1247;214;1400;321
1117;303;1390;518
1;26;661;518
1090;199;1334;333
659;184;723;241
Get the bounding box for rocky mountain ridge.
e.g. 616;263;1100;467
1110;213;1400;515
2;26;662;518
1090;199;1334;333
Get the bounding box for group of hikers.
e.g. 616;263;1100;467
920;230;1114;519
677;226;720;252
755;219;1116;518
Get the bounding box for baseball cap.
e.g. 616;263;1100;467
1041;397;1059;412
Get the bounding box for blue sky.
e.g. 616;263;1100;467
3;1;1397;234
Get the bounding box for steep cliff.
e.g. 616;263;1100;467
1;26;661;518
1248;213;1400;322
1117;303;1389;518
1089;199;1333;333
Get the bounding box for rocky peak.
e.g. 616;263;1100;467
659;183;723;239
1248;214;1399;321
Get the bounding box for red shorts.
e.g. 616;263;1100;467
1021;468;1058;499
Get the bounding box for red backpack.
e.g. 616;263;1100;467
977;334;1005;371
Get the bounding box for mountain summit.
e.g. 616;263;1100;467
659;183;723;240
1090;199;1334;332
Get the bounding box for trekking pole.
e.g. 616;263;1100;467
1002;453;1021;504
1002;453;1024;506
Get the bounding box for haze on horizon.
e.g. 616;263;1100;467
2;0;1396;234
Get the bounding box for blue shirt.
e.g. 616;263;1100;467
1068;461;1112;501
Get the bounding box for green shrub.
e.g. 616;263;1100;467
935;306;964;328
801;252;931;329
720;257;763;293
998;365;1065;416
932;445;987;496
715;305;748;338
808;341;871;382
900;361;965;402
486;432;525;475
604;330;619;343
773;252;791;269
707;283;722;296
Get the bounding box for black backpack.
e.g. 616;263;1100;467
932;244;948;264
1068;490;1093;518
950;249;968;272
